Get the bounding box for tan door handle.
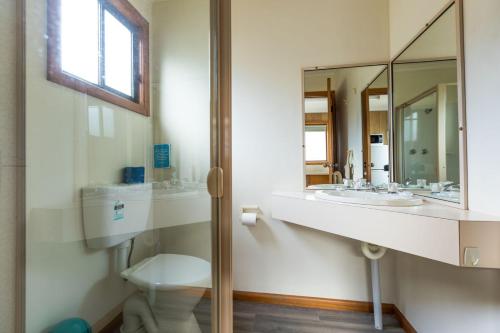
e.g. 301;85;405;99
322;162;338;169
207;167;224;198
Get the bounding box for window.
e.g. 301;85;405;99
47;0;150;116
305;125;328;162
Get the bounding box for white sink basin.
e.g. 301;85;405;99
315;190;423;207
307;184;345;190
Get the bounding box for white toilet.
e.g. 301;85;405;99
81;184;211;333
120;254;211;333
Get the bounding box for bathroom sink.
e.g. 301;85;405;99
307;184;345;190
315;190;423;207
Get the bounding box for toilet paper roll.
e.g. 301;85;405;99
241;212;257;226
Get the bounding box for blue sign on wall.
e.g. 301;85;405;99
154;144;171;169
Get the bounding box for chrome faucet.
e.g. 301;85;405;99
404;178;414;186
442;183;460;191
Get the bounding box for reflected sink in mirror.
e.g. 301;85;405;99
315;190;423;207
400;183;460;203
400;184;429;190
152;181;206;199
431;190;460;203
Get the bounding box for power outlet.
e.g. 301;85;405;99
464;247;480;267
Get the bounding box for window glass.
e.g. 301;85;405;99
104;10;134;97
305;125;327;161
49;0;149;115
60;0;99;84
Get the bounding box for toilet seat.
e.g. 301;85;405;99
121;254;211;291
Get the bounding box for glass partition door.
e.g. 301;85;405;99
395;90;439;183
24;0;231;332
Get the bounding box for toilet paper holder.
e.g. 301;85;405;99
240;205;261;225
241;205;259;213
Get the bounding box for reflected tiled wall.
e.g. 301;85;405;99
0;0;20;331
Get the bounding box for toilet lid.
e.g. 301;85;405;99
121;254;211;291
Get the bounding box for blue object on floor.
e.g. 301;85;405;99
50;318;91;333
123;166;145;184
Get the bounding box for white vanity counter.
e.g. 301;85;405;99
272;191;500;268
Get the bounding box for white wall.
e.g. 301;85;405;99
464;0;500;217
0;0;18;332
232;0;396;303
395;254;500;333
25;0;157;331
389;1;500;332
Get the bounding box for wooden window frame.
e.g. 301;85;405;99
47;0;150;116
304;90;335;167
304;122;328;165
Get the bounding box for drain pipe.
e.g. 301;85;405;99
116;240;132;273
122;293;159;333
361;242;387;330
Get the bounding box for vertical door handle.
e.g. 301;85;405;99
207;167;224;198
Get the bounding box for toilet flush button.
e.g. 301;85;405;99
464;247;480;267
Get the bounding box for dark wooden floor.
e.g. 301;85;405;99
108;298;405;332
194;298;405;333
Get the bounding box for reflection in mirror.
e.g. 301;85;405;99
362;69;389;187
392;3;462;204
303;65;389;189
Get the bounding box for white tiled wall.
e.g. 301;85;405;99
0;0;19;331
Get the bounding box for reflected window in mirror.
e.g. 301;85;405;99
305;125;328;162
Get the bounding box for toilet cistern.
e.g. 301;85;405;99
81;183;153;272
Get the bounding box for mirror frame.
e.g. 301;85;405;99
389;0;467;209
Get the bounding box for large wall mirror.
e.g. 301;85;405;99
303;65;389;188
391;1;466;206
